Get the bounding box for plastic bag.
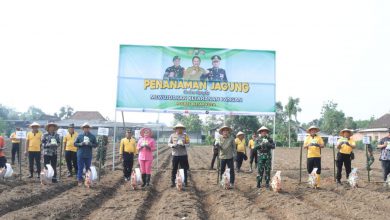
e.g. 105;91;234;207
348;168;358;188
271;170;282;192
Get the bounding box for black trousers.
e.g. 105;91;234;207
337;153;351;180
307;157;321;174
28;152;41;174
171;155;189;184
220;158;235;184
0;157;6;168
236;152;245;169
250;149;258;165
123;152;134;178
65;151;78;173
210;150;218;169
44;155;57;179
11;143;20;164
381;160;390;181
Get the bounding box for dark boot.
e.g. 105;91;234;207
141;174;146;187
146;174;151;186
28;173;33;178
257;175;262;188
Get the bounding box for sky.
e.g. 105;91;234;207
0;0;389;126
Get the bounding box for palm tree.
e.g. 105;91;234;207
285;97;302;148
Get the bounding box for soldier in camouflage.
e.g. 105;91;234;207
163;56;185;80
253;126;275;189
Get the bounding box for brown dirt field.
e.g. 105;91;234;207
1;143;390;220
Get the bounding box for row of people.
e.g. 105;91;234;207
1;123;390;190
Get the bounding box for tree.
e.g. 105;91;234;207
355;116;375;129
319;101;346;135
173;113;203;133
285;97;301;148
21;106;45;120
225;116;260;137
203;115;223;133
57;105;74;120
344;116;357;130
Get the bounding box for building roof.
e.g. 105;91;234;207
69;111;106;121
368;113;390;129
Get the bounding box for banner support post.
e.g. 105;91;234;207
157;113;160;171
112;111;117;171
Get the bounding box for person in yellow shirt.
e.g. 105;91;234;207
10;127;21;165
235;131;247;173
248;133;257;172
303;126;324;188
25;122;43;179
63;123;78;177
336;128;356;184
119;129;138;181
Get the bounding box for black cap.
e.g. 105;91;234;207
211;55;221;61
172;56;181;61
68;123;75;128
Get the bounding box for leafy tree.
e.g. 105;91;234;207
226;115;260;137
21;106;45;120
355;116;375;129
173;113;202;133
57;105;74;120
285;97;301;148
344;116;357;130
319;101;346;135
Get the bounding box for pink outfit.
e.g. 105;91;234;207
137;137;156;174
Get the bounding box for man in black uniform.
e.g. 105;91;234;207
201;55;228;81
164;56;185;80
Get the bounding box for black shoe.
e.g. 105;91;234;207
52;178;58;183
184;182;188;187
265;183;270;189
37;175;40;179
257;182;261;188
28;174;33;178
171;182;175;187
337;180;342;185
67;172;72;177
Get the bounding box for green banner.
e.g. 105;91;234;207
116;45;275;115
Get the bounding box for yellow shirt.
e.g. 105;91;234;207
120;137;138;154
337;138;355;154
27;131;43;152
304;135;324;158
10;132;21;143
248;139;255;149
63;132;78;152
235;138;246;153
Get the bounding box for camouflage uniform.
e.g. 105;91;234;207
96;136;108;166
163;65;185;80
253;136;275;188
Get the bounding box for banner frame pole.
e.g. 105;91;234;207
112;111;117;171
157;113;160;172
